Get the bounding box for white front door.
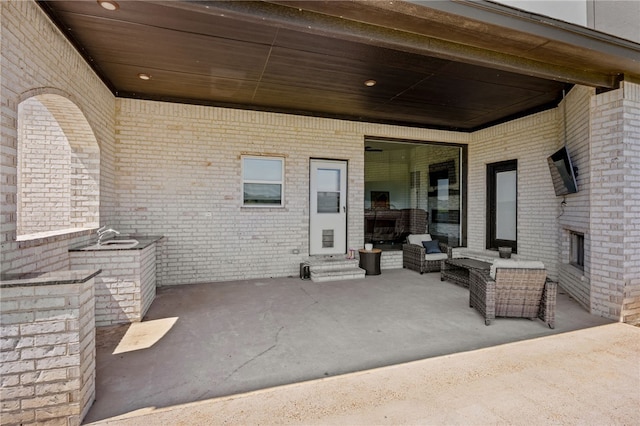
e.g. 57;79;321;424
310;159;347;255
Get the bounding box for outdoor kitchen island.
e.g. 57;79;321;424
69;236;163;326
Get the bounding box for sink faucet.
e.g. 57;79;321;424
97;226;120;245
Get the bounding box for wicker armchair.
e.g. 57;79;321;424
402;239;449;274
468;265;556;328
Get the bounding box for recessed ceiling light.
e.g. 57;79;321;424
138;73;151;81
97;1;119;11
364;79;377;87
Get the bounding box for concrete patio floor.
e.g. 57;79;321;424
84;269;639;424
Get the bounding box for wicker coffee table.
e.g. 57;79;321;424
441;258;491;288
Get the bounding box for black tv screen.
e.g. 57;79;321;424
547;146;578;196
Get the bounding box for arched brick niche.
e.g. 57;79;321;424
17;93;100;239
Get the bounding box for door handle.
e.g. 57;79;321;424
343;206;346;213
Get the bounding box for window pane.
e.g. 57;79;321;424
243;183;282;204
437;178;449;201
496;170;516;241
364;142;461;248
570;232;584;269
243;158;282;181
317;192;340;213
317;169;340;192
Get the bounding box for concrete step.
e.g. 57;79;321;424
306;257;360;272
310;266;366;283
304;257;365;282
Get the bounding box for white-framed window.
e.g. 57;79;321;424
242;155;284;207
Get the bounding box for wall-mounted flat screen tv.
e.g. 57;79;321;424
547;146;578;196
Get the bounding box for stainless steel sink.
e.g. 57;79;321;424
80;239;139;250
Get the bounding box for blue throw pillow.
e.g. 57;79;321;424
422;240;441;254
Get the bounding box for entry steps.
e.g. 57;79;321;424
302;256;365;283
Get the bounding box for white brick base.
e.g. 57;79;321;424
0;277;96;425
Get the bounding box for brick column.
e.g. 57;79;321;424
589;81;640;323
0;273;97;425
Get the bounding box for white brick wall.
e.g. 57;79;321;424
111;89;623;291
16;93;101;239
0;278;96;425
69;245;157;326
589;81;640;323
622;82;640;324
18;97;72;234
556;86;593;308
113;98;468;286
140;244;158;318
469;108;561;279
590;88;625;319
1;0;116;274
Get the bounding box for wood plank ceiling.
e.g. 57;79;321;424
38;0;630;131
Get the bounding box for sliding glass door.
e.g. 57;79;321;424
364;138;464;249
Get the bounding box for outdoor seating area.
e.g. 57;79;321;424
403;234;556;328
444;253;556;328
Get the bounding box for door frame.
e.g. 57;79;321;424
309;158;348;255
486;159;518;252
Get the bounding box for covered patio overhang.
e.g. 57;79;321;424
38;0;640;131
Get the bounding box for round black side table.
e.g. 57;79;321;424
358;248;382;275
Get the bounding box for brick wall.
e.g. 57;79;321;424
140;245;158;320
622;82;640;324
557;86;593;309
589;86;625;320
112;93;606;286
0;278;96;425
18;97;72;234
16;92;101;239
0;0;116;274
113;98;468;286
69;245;157;326
467;86;600;293
468;109;561;279
589;81;640;322
40;93;102;231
